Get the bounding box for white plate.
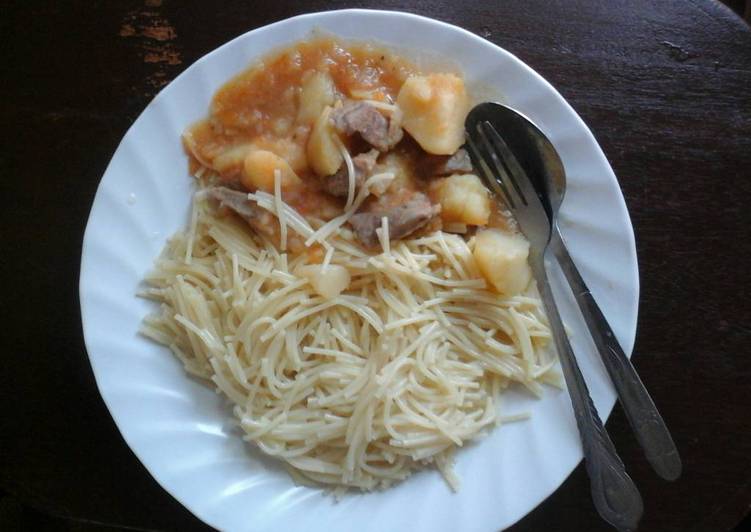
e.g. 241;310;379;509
80;9;638;532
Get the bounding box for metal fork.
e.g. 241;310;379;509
466;120;644;532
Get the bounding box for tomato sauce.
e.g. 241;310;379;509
185;36;512;233
185;37;421;221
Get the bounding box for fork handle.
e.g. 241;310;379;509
530;253;643;532
550;227;682;481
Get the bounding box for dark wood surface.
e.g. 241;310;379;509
2;1;750;530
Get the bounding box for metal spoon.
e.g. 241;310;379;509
466;117;643;531
471;102;681;482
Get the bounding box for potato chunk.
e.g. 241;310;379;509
241;150;301;192
435;174;490;226
298;264;351;299
254;135;308;174
473;229;532;296
307;106;343;176
297;71;336;125
396;73;469;155
212;143;254;175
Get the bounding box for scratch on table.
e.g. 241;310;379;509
119;23;136;37
660;41;698;62
143;50;182;65
118;0;182;94
142;25;176;41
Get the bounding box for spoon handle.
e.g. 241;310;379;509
530;252;643;532
550;227;682;481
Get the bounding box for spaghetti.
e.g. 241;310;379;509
141;189;559;491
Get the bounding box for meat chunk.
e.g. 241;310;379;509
349;192;440;248
331;101;403;151
420;148;474;177
326;149;379;197
207;187;262;222
207;186;304;251
441;149;474;174
207;187;275;238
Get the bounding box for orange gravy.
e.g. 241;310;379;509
185;37;512;232
185;38;420;219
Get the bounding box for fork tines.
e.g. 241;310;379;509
465;121;551;245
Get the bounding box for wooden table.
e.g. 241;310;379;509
2;1;750;530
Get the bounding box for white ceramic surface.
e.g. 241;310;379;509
79;10;639;532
